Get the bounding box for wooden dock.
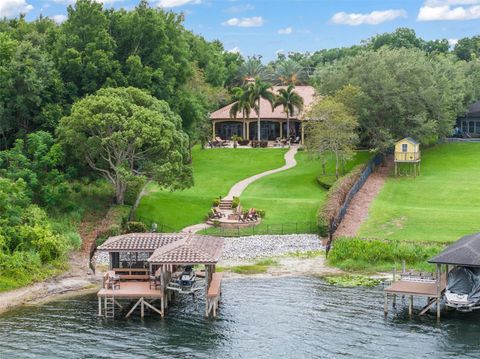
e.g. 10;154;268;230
384;264;447;319
96;233;224;320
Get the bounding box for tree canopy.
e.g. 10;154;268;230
57;87;192;204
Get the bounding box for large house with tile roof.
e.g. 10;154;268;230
210;85;316;144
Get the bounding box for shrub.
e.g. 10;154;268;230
260;140;268;148
317;164;366;236
328;237;443;272
256;209;266;218
212;197;221;207
126;221;147;233
316;175;336;190
231;196;240;209
212;220;220;228
238;139;250;146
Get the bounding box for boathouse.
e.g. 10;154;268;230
384;233;480;319
96;232;224;319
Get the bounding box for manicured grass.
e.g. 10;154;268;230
136;146;287;231
359;143;480;243
240;150;372;232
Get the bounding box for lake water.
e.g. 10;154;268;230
1;277;480;358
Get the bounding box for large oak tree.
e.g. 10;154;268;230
57;87;192;204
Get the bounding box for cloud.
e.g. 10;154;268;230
52;0;124;4
418;0;480;20
278;26;293;35
0;0;33;17
50;14;67;23
225;3;254;13
222;16;263;27
331;9;407;25
227;46;241;54
157;0;201;8
448;38;459;46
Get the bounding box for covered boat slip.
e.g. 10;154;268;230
384;233;480;319
96;233;224;319
430;233;480;312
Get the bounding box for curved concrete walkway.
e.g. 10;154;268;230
225;146;298;200
182;146;298;233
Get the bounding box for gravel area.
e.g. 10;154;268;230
93;234;324;266
221;234;324;260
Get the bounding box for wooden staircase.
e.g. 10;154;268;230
218;199;233;210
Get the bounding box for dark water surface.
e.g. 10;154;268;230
1;277;480;358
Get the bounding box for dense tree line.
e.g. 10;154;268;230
0;0;240;149
0;0;242;289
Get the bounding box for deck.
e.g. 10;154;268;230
97;281;164;299
385;277;446;298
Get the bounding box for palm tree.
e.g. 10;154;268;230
229;87;251;139
274;84;304;141
237;57;267;84
273;60;305;85
247;79;275;141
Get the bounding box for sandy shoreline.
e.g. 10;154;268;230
0;254;343;314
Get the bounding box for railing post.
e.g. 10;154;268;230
281;223;284;235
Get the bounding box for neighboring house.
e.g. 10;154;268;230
210;85;316;143
457;100;480;137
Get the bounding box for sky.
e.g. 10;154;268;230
3;0;480;61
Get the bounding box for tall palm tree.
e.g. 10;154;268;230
229;87;251;139
237;57;267;84
274;84;304;141
273;60;305;85
247;79;275;141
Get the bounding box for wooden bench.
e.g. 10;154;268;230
206;272;223;318
112;268;149;281
207;272;223;298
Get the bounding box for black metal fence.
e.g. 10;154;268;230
202;222;318;237
330;153;383;233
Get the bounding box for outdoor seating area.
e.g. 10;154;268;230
207;198;261;228
207;137;302;149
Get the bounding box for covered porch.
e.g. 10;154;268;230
212;119;305;144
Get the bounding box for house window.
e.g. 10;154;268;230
402;143;408;152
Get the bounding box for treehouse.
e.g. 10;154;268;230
394;137;421;177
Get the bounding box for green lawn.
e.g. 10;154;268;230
359;142;480;243
135;147;287;230
239;150;372;233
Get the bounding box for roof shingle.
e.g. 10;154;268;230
210;85;316;121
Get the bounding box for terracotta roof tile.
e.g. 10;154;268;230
210;85;316;121
98;233;184;252
148;235;224;264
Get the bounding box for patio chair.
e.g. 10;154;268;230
149;275;161;290
273;138;283;147
212;208;224;218
106;273;120;290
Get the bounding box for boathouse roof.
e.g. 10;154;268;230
148;234;224;264
98;233;185;252
429;233;480;267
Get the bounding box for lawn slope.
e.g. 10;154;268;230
240;151;372;231
136;147;287;230
359;143;480;243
